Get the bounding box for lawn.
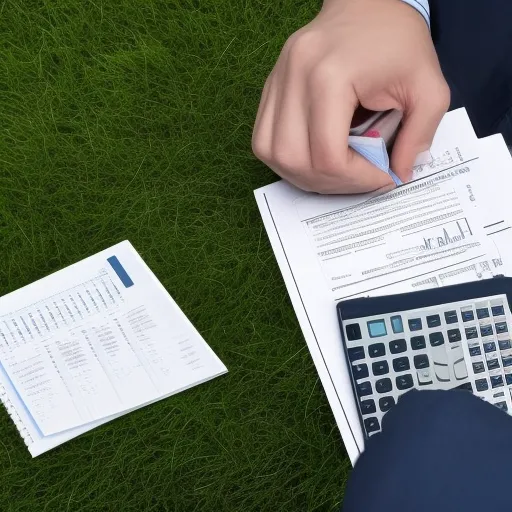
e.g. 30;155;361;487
0;1;351;510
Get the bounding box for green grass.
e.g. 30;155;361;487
0;1;351;510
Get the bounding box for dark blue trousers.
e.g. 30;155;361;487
343;3;512;508
343;390;512;511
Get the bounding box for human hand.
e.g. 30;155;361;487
252;0;450;194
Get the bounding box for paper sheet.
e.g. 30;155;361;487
254;109;512;463
0;241;227;454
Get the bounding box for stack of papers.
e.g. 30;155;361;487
254;109;512;464
0;241;227;456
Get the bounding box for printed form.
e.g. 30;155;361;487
0;241;227;456
255;109;512;463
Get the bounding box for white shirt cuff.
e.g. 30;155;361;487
401;0;430;28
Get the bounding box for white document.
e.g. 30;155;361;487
254;109;512;463
0;241;227;455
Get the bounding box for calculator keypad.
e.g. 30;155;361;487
344;294;512;437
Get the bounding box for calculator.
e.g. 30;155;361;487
337;276;512;438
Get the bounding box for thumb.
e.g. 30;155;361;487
390;81;450;181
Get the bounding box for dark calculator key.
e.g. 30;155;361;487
393;357;410;372
506;374;512;385
357;381;373;397
396;374;414;390
360;399;376;415
411;336;426;350
477;308;490;319
376;378;392;394
495;391;505;398
465;327;478;340
469;346;481;357
455;382;473;392
484;341;497;353
346;323;362;341
389;339;407;354
473;361;485;373
496;322;508;334
503;356;512;367
487;359;500;370
444;310;458;324
348;346;365;362
480;325;493;337
379;396;395;412
353;363;369;380
492;305;505;317
364;417;380;434
462;310;475;322
499;339;512;350
408;318;422;331
495;401;508;412
475;378;489;392
429;332;445;347
372;360;389;376
426;314;441;328
413;354;429;369
369;343;385;358
491;375;504;388
447;328;462;343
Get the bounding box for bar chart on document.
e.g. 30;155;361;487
295;171;497;301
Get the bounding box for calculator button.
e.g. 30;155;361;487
346;323;362;341
462;310;475;322
496;322;508;334
487;359;500;370
480;325;493;337
393;357;410;372
473;361;485;373
379;396;395;412
465;327;478;340
417;369;433;386
491;375;504;388
357;381;373;397
389;339;407;354
396;374;414;390
364;417;380;434
353;363;369;380
376;378;392;394
477;308;490;319
426;315;441;328
348;346;365;362
429;332;445;347
456;382;473;392
372;361;389;376
408;318;422;331
495;401;508;412
453;356;468;380
475;378;489;391
484;341;497;353
444;310;458;324
447;328;462;343
367;320;387;338
390;315;404;334
506;374;512;385
492;305;505;316
503;356;512;367
413;354;429;369
499;339;512;350
469;346;481;357
411;336;426;350
360;399;376;415
368;343;385;358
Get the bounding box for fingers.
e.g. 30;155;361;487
391;78;451;181
307;71;393;193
